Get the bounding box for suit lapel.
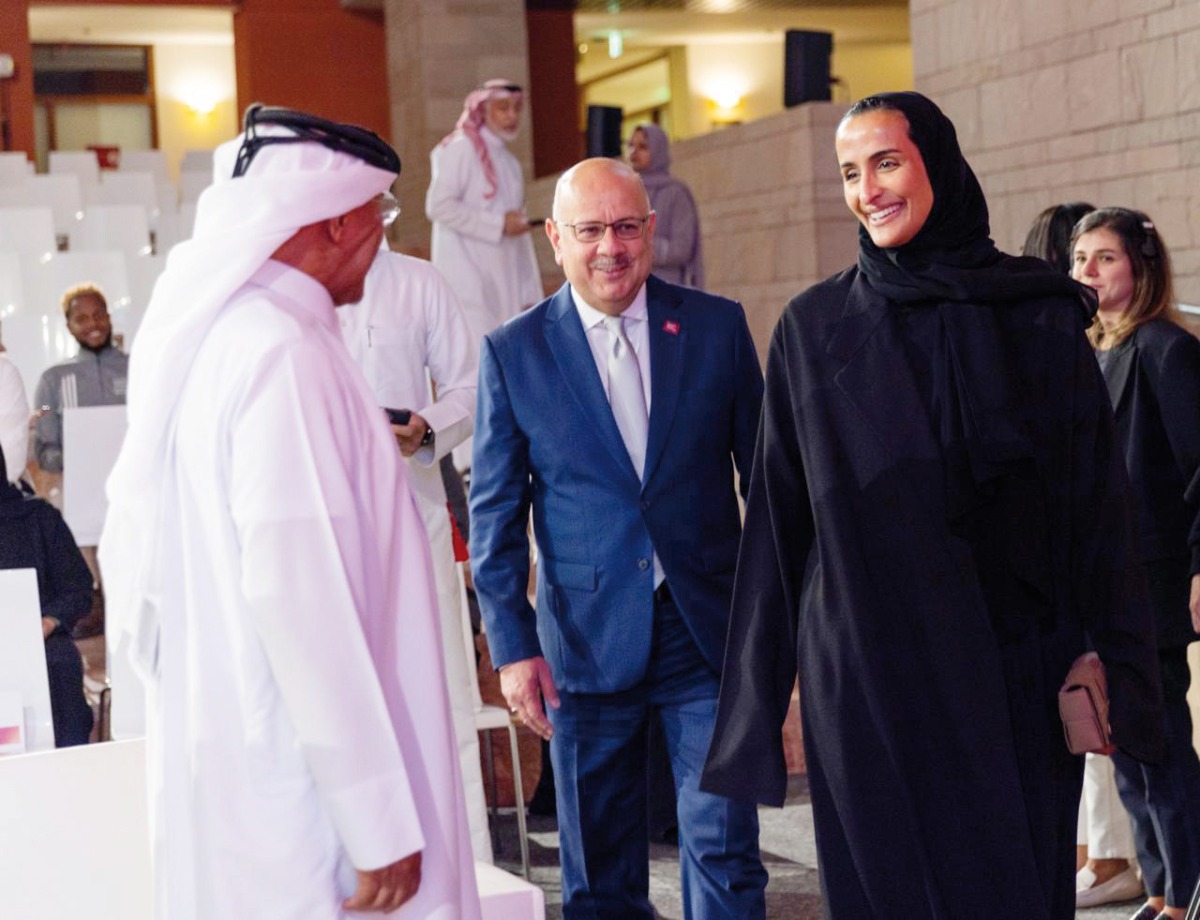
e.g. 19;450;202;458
644;278;685;485
544;284;643;482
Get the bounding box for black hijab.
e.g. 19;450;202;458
851;91;1087;307
846;94;1091;634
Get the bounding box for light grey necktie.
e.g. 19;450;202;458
602;314;648;478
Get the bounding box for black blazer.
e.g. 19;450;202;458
1099;317;1200;647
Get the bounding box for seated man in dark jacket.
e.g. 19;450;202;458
0;447;94;746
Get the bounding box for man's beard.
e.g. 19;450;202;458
492;124;520;143
78;333;112;354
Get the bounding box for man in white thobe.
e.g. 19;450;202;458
99;105;480;920
340;249;492;863
426;80;542;373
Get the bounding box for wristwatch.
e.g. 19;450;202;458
420;424;435;447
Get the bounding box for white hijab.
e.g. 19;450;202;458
101;130;397;676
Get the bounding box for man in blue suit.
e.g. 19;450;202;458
469;157;767;918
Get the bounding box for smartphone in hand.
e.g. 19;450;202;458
384;408;412;426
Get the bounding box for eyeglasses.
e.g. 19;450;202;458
556;214;653;244
377;192;400;227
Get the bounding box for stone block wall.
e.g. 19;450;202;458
910;0;1200;305
527;102;861;364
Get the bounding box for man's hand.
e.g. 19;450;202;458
500;656;559;741
390;413;430;457
42;617;58;640
1190;573;1200;634
503;210;531;236
343;851;421;913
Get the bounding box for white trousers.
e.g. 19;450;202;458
1077;752;1137;859
424;501;494;864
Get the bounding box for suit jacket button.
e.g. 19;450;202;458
637;558;650;570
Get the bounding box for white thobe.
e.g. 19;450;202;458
139;261;479;919
340;251;491;863
426;127;543;350
0;354;28;481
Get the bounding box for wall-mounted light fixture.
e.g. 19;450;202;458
176;82;222;118
704;76;746;126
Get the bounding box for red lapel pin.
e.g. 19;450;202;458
663;319;680;335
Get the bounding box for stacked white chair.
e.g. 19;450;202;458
72;205;153;260
0;175;84;243
0;153;33;184
0;207;57;263
180;149;214;174
48;151;100;188
179;170;211;205
117;150;169;183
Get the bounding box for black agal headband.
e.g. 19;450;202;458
231;103;401;179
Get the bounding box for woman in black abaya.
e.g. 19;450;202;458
702;93;1164;919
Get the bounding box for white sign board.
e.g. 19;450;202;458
63;404;127;545
0;568;54;752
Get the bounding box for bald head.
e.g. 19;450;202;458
547;158;657;316
552;158;649;222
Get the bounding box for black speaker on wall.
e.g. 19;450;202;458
784;30;833;108
586;105;623;158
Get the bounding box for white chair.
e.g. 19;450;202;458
117;150;169;182
180;148;214;174
85;171;159;227
0;251;27;330
0;175;84;241
0;153;32;184
0;207;58;262
459;565;530;878
179;170;212;205
177;201;198;241
122;252;166;346
49;151;100;187
72;205;152;260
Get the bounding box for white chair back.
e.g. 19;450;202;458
0;175;83;239
180;148;214;174
0;207;57;262
0;569;55;753
72;205;152;260
0;153;32;185
48;151;100;187
180;170;212;205
85;171;159;223
117;149;169;182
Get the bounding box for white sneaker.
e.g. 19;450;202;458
1076;865;1144;908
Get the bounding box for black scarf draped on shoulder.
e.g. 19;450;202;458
853;92;1095;637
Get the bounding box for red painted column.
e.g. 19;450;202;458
526;9;581;178
0;0;35;155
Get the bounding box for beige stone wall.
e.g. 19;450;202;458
910;0;1200;305
527;102;861;364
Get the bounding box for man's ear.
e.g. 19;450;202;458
545;218;564;267
325;212;350;243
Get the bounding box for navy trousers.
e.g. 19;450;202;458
1113;645;1200;907
548;589;767;919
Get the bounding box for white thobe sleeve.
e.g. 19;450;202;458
229;341;424;871
413;272;477;467
425;140;506;244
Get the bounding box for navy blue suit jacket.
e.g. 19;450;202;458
469;276;763;694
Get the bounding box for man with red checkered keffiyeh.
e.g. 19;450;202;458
426;81;543;422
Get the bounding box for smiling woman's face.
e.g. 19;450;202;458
835;108;934;250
